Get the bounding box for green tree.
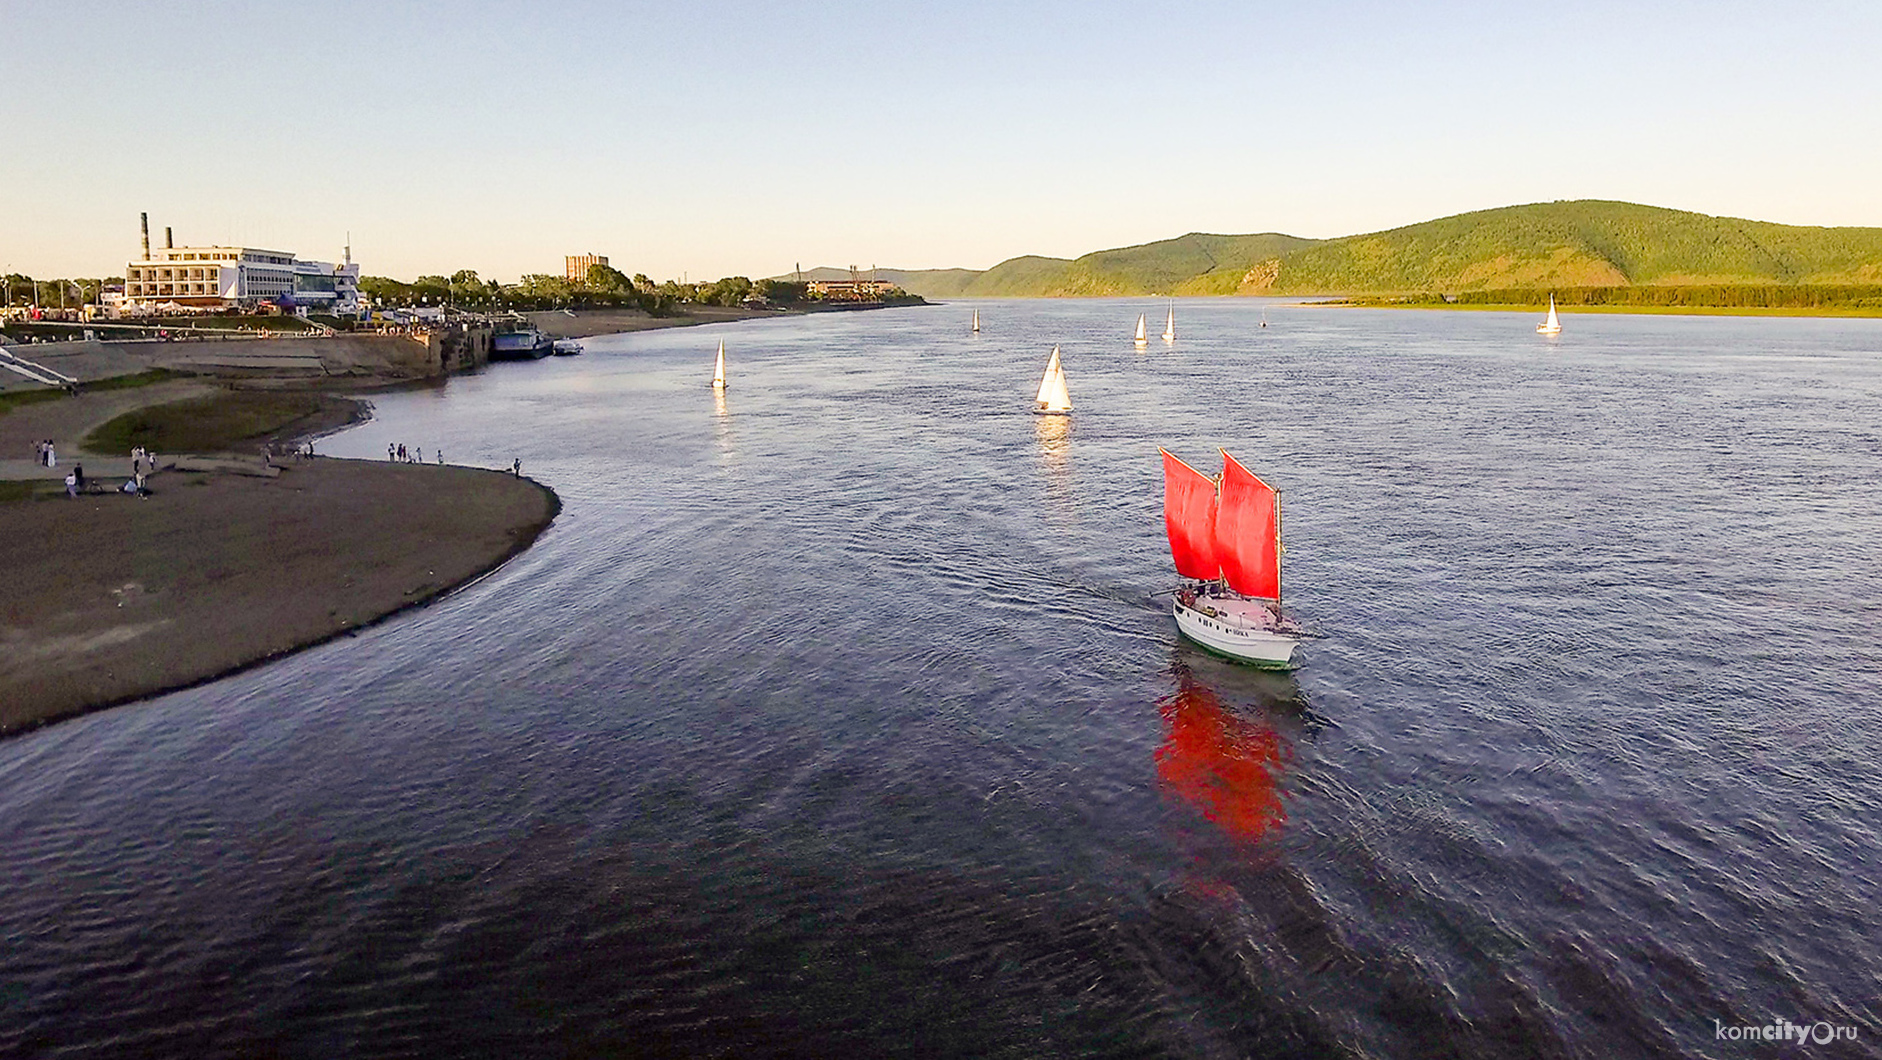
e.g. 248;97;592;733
584;263;631;292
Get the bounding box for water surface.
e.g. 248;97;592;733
3;301;1879;1057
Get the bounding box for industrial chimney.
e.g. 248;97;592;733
165;227;174;250
140;213;150;260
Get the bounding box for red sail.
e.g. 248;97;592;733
1160;449;1220;580
1215;451;1279;600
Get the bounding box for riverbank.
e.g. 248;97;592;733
524;304;793;340
0;458;557;734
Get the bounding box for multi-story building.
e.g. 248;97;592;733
121;233;361;315
565;253;609;284
806;278;901;301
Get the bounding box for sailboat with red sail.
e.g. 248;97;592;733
1159;448;1303;668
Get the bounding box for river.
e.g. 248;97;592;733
3;301;1878;1057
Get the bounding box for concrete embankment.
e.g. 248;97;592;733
0;326;492;391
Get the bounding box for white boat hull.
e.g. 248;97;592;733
1172;598;1300;669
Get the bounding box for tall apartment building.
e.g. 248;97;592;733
566;254;609;284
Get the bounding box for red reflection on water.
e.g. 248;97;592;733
1155;677;1293;840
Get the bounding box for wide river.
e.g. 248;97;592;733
4;301;1879;1058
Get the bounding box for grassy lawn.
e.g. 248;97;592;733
0;388;70;416
85;389;361;453
0;480;43;504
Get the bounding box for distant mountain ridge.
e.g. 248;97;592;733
786;201;1882;298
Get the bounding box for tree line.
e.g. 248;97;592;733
1356;285;1882;310
358;267;818;314
2;274;121;308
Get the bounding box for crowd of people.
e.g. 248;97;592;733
387;442;444;465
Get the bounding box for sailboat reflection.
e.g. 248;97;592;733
1155;660;1301;840
712;388;733;458
1035;412;1073;516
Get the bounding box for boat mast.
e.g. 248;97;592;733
1274;490;1284;610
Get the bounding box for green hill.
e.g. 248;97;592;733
789;201;1882;298
1266;200;1882;294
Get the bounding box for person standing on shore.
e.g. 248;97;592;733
74;464;84;492
46;441;56;469
64;470;76;498
388;443;396;461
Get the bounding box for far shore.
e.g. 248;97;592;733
523;303;793;340
1302;299;1882;318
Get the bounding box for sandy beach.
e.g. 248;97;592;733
0;459;557;734
524;304;792;340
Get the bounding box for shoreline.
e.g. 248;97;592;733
0;298;935;734
1295;300;1882;318
0;458;559;736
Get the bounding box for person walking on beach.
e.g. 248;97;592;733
388;443;396;461
64;470;76;498
511;458;521;476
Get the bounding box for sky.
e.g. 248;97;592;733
4;0;1880;282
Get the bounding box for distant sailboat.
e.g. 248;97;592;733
972;309;981;333
1260;307;1269;328
711;339;727;389
1134;313;1148;347
1162;303;1176;343
1034;345;1073;415
1537;295;1562;335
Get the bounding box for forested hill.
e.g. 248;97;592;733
810;201;1882;298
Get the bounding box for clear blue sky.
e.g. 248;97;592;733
5;0;1879;282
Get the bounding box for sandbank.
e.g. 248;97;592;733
0;458;557;734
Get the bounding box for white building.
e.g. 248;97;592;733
122;243;362;315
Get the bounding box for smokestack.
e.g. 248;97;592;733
140;213;150;260
165;227;174;250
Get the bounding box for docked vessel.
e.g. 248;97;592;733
552;338;583;356
1034;344;1072;414
491;324;553;360
1160;448;1304;668
1537;295;1562;335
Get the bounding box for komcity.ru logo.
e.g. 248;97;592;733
1715;1018;1859;1045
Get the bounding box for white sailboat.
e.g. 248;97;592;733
1034;345;1073;415
1134;313;1148;347
972;309;981;333
711;339;727;389
1161;448;1304;669
1162;303;1176;343
1537;295;1562;335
